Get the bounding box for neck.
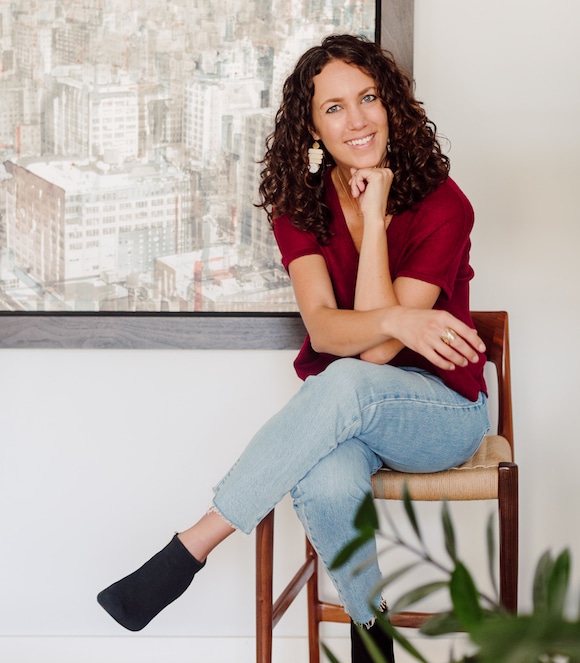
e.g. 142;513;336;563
334;167;363;219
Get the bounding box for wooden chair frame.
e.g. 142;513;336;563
256;311;518;663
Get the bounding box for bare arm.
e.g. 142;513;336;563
358;278;440;365
347;167;447;364
288;254;484;371
288;166;483;369
289;254;391;357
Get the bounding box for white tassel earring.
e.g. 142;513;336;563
308;141;324;174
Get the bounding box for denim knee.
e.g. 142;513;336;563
314;357;373;395
291;438;382;510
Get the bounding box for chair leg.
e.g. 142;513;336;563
256;510;275;663
306;537;321;663
498;462;518;613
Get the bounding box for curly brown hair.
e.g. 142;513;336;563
258;34;450;244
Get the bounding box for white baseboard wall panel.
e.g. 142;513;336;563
0;633;472;663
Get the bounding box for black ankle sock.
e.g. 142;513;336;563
97;534;205;631
351;618;395;663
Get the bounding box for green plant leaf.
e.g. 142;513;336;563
449;561;483;630
422;608;499;638
331;493;379;570
442;501;457;562
375;612;430;663
420;610;463;636
533;549;554;614
321;643;342;663
389;581;448;614
354;491;379;532
357;626;391;663
368;561;423;596
547;548;571;618
330;531;374;570
403;483;423;544
485;512;499;601
381;496;401;540
470;614;580;662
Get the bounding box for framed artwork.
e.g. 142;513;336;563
0;0;413;349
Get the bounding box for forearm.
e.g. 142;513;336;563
354;215;401;363
305;300;484;372
354;215;397;312
289;254;479;370
306;305;392;358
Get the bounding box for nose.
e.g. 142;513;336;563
346;104;367;130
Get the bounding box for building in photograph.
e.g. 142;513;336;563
0;0;375;311
3;156;196;310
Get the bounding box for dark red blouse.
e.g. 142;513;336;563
273;170;486;401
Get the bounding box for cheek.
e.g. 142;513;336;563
375;107;389;130
317;115;344;140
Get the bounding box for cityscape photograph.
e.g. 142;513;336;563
0;0;376;312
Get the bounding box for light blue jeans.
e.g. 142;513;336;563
213;358;490;624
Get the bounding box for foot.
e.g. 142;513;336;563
351;618;395;663
97;534;205;631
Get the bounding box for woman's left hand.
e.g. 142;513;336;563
386;306;486;371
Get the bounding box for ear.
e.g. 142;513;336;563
309;128;320;142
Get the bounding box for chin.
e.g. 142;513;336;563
357;154;385;169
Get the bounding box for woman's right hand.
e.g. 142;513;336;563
348;166;393;228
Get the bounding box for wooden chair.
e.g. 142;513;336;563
255;311;517;663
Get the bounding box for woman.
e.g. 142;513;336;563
97;35;489;662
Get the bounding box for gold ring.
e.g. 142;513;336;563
441;328;457;345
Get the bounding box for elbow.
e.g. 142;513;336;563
309;331;350;357
359;348;386;365
359;339;403;365
310;336;336;356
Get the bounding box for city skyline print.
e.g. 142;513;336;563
0;0;376;313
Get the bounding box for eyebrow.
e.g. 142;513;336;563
317;86;377;109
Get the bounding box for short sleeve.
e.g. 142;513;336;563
390;180;474;299
273;214;322;272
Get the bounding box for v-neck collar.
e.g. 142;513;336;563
327;167;361;258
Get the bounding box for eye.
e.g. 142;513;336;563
325;104;341;114
362;93;377;103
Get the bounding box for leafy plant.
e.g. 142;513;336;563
327;487;580;663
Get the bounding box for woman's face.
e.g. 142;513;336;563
310;59;389;173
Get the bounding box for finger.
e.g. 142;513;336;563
348;171;368;197
349;167;384;187
419;345;457;372
454;327;485;357
439;325;483;363
350;169;392;206
437;343;470;368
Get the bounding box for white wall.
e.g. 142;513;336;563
414;0;580;599
2;1;580;661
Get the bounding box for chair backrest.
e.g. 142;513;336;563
471;311;513;451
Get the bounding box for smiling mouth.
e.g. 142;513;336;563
346;134;375;147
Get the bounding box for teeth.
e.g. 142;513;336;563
348;135;373;146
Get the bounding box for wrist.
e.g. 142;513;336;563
381;304;404;339
363;212;388;229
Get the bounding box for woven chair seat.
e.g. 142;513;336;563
371;434;513;501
